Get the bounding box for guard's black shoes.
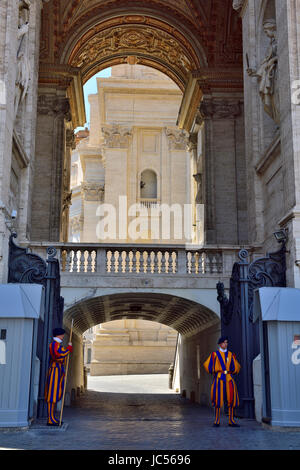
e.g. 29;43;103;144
213;423;220;427
47;422;60;426
228;423;240;427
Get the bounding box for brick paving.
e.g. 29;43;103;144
0;375;299;451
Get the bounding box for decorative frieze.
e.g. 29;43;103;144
101;125;132;148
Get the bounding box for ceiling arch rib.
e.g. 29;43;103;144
63;293;219;338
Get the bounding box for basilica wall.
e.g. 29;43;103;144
238;0;300;286
0;0;42;282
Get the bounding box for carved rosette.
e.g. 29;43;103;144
81;182;105;201
101;125;132;148
165;128;189;150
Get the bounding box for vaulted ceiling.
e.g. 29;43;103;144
63;292;219;337
39;0;243;92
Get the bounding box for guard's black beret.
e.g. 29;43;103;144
217;336;228;345
53;327;65;337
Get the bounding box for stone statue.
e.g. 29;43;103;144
247;19;280;124
14;0;31;120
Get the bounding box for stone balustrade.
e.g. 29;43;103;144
25;243;247;277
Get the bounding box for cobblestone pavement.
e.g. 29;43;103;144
0;375;300;451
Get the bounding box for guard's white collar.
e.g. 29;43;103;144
219;347;227;353
53;337;62;343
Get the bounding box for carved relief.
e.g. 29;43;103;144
101;125;133;148
70;26;193;82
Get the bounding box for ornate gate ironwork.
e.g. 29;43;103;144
8;232;64;419
216;244;286;419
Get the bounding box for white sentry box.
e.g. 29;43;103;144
0;284;44;427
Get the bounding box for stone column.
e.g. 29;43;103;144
61;128;75;242
31;92;71;241
198;96;247;245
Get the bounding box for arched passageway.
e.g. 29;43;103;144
62;292;221;408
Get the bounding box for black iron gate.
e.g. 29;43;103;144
216;244;286;419
8;233;64;419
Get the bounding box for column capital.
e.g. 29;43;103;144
37;93;71;121
101;125;133;148
197;97;242;122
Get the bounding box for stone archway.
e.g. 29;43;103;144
62;291;220;406
31;0;244;243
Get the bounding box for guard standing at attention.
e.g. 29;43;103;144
203;336;241;427
44;327;73;426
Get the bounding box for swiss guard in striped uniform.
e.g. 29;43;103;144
44;328;73;426
203;336;241;427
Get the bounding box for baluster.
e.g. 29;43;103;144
194;252;199;274
106;250;112;273
171;251;177;273
91;250;96;273
146;251;152;273
205;253;212;274
60;249;66;272
132;250;137;273
186;251;191;274
153;251;159;274
80;250;85;273
161;251;167;274
112;250;118;273
190;252;196;274
86;250;93;272
125;250;131;273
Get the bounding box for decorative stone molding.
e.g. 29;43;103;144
198;98;242;121
81;182;105;201
101;125;132;148
165;128;189;150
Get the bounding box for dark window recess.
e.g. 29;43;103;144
0;330;6;340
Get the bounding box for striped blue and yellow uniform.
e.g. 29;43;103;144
203;350;241;425
44;340;72;424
